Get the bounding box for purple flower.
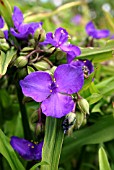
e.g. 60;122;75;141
0;16;8;39
10;6;42;39
85;21;110;39
10;136;43;160
71;14;82;25
70;59;94;76
40;27;81;63
20;64;84;118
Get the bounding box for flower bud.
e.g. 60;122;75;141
15;56;28;68
32;59;51;71
21;47;34;52
0;42;10;51
0;30;4;38
75;112;85;129
77;98;89;115
34;27;46;42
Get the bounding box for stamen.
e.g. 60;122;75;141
61;30;64;34
50;90;52;92
84;60;86;63
53;78;56;82
31;145;34;148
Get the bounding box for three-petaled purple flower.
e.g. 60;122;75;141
20;64;84;118
0;16;8;39
40;27;81;63
85;21;110;39
10;6;42;39
10;136;43;160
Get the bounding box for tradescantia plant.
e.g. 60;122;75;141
0;0;114;170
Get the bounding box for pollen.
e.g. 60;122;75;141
31;145;34;148
53;78;56;82
84;60;86;63
50;90;52;92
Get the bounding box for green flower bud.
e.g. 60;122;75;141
34;27;46;42
21;47;34;52
15;56;28;68
32;59;51;71
0;42;10;51
75;112;85;129
78;98;89;115
0;30;5;38
0;38;6;43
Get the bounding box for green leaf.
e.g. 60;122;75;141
77;40;114;63
30;161;49;170
41;117;64;170
0;0;13;28
87;93;103;105
0;48;16;77
99;147;111;170
60;115;114;163
0;129;25;170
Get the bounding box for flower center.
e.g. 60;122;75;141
50;81;58;93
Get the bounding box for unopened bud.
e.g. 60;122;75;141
34;27;46;42
32;59;51;71
0;30;5;38
21;47;34;52
75;112;85;129
78;98;89;115
15;56;28;68
0;42;10;51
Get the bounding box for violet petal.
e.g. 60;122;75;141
12;6;24;29
92;30;110;39
54;64;84;94
20;71;52;102
54;27;68;45
0;16;4;28
85;21;95;36
41;92;74;118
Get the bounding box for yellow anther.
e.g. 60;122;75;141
84;60;86;63
31;145;34;148
50;90;52;92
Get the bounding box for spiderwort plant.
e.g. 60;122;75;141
85;21;110;39
40;27;81;63
20;64;84;118
10;136;43;160
10;6;42;39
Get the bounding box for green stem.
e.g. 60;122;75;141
16;83;32;140
40;117;64;170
